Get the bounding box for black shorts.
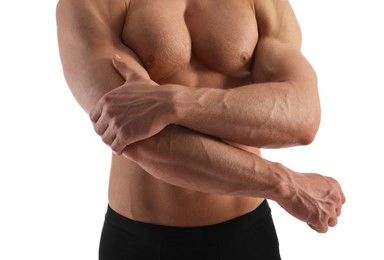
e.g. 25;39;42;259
99;199;281;260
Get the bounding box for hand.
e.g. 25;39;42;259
89;55;177;154
274;170;346;233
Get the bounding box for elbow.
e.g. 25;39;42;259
298;108;321;145
295;79;321;146
299;125;318;146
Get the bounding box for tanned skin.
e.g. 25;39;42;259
56;0;345;233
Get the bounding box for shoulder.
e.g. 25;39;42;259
56;0;130;8
56;0;130;45
253;0;299;32
253;0;301;42
56;0;130;22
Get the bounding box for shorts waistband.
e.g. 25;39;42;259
105;199;271;242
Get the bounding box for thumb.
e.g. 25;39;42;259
112;54;132;81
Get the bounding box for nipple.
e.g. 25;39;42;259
144;56;156;70
240;52;251;64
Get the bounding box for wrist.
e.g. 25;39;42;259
252;159;296;201
166;84;194;125
268;162;297;201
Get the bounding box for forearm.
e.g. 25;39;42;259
123;125;288;199
59;41;287;198
173;78;320;148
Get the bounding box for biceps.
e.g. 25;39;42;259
251;38;316;86
56;2;148;112
58;44;151;113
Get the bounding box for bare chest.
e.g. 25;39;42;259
122;0;258;82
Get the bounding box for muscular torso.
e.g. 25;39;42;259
109;0;264;226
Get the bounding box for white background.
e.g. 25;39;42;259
0;0;383;259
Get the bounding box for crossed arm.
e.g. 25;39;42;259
56;0;344;233
87;0;320;153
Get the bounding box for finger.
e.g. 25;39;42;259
89;103;103;124
341;190;346;204
308;223;318;232
328;217;338;227
333;179;346;205
102;127;117;146
308;223;328;233
112;54;131;81
336;207;342;217
93;116;109;136
110;135;127;155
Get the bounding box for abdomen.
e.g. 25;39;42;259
108;154;263;227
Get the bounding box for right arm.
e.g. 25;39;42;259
56;0;280;199
56;0;344;233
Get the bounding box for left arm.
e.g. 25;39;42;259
95;0;320;150
172;0;320;148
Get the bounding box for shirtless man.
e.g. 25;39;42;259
56;0;346;259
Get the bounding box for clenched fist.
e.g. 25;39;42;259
271;163;346;233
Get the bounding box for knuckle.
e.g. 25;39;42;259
94;124;105;135
320;214;329;226
89;111;97;122
89;108;101;123
104;106;116;118
101;93;114;103
316;222;329;233
95;127;103;135
113;117;124;129
321;226;329;233
329;218;338;227
102;135;111;144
